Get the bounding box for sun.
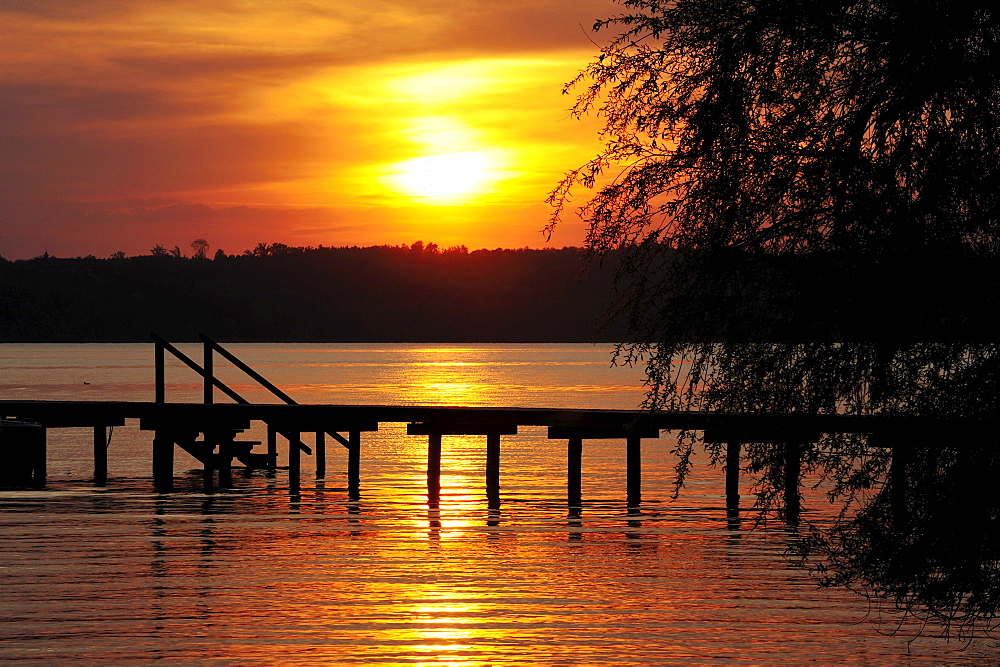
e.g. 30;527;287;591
390;151;493;199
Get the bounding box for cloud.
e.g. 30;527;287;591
0;0;613;258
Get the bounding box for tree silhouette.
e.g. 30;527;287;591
554;0;1000;636
191;239;209;260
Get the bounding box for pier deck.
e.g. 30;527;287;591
1;398;990;517
2;335;992;518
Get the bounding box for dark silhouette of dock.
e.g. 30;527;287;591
1;335;990;519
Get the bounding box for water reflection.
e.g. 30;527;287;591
405;590;481;664
426;501;442;541
795;442;1000;642
2;477;998;662
401;348;497;406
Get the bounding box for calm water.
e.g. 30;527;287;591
1;343;996;663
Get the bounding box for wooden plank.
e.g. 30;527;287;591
704;427;821;444
407;422;517;436
548;425;658;440
140;415;250;431
5;398;995;440
17;416;126;429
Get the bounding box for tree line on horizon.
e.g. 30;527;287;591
0;239;494;263
0;243;627;343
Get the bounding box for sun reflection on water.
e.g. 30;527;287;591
398;590;487;666
402;348;499;406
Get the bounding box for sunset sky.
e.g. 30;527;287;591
1;0;614;260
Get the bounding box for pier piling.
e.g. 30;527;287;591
567;436;582;507
267;425;278;468
890;445;907;530
218;446;233;488
426;432;442;499
13;364;978;517
725;441;741;512
152;430;173;492
626;435;642;507
784;442;801;521
348;430;361;499
36;426;47;488
289;430;301;491
203;456;215;492
486;432;501;507
315;431;326;479
93;425;107;487
549;425;657;508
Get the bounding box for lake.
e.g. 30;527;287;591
1;343;996;663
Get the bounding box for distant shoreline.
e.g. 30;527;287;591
0;245;624;344
0;338;618;344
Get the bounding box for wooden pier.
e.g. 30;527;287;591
1;335;993;518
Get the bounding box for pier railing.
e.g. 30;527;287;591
151;333;374;485
151;332;294;405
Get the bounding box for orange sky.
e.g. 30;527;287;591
1;1;614;259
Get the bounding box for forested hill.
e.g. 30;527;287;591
0;245;625;343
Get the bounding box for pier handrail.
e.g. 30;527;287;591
198;334;297;405
152;333;313;455
151;333;249;405
199;335;354;452
151;334;356;455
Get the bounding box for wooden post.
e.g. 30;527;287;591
486;432;500;507
289;431;300;491
567;436;582;507
784;442;801;521
33;426;47;489
218;445;232;488
725;441;741;512
203;457;215;493
153;430;173;492
154;340;165;404
348;430;360;499
203;339;213;404
218;461;232;487
890;444;906;530
626;435;641;507
267;424;278;468
315;431;326;479
427;432;442;498
93;425;107;486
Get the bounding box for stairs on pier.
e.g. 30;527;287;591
174;431;273;470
